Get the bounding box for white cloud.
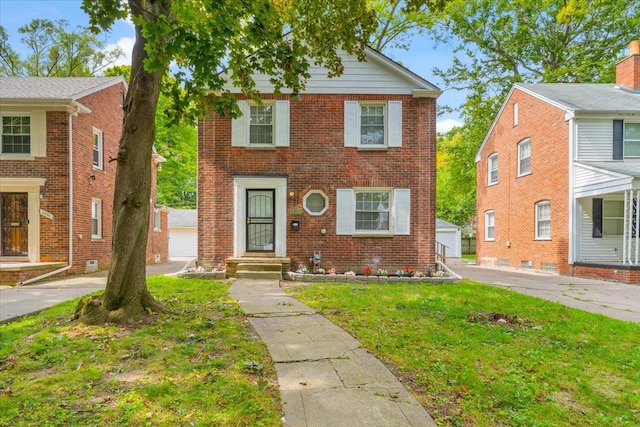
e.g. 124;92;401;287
105;36;135;67
437;118;464;134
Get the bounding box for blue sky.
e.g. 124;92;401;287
0;0;464;132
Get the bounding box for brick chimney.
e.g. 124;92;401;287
616;40;640;92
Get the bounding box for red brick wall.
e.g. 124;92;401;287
0;111;70;264
476;89;571;274
198;93;437;274
616;53;640;91
146;158;169;264
573;264;640;283
70;83;126;273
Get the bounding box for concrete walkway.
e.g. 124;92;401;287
449;259;640;323
229;279;437;427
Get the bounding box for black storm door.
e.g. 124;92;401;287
246;190;275;252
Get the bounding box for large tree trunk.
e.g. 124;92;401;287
77;0;171;324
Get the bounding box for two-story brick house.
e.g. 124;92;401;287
476;41;640;283
0;77;169;285
198;47;441;276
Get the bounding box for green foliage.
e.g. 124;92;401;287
0;19;123;76
106;65;197;208
290;281;640;426
432;0;640;225
368;0;435;52
0;277;282;426
83;0;377;123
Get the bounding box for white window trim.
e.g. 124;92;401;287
344;100;402;149
91;198;102;239
303;190;329;216
624;121;640;158
336;187;410;236
517;138;531;177
153;208;162;231
488;153;498;185
535;201;551;240
485;210;495;241
232;100;289;148
354;188;393;236
93;128;103;170
1;112;37;159
513;102;519;127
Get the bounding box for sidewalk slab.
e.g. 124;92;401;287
229;279;437;427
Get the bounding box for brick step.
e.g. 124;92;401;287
236;270;282;280
237;263;282;272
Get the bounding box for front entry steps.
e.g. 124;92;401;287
226;256;291;279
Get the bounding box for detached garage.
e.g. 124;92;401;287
168;209;197;258
436;218;462;259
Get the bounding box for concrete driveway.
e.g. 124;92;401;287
448;259;640;323
0;258;192;324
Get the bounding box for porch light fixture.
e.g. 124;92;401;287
289;191;295;202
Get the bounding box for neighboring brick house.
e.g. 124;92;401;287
0;77;168;285
476;41;640;283
198;47;441;276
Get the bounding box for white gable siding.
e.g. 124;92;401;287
576;120;613;161
224;52;420;95
578;198;622;262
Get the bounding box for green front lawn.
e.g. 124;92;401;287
288;280;640;427
0;277;282;427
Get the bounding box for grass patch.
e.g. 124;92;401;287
0;276;282;427
288;280;640;427
461;254;476;261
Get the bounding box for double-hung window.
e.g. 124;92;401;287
2;115;31;154
535;201;551;239
153;208;161;231
91;199;102;239
93;129;103;169
344;101;402;148
249;105;273;145
488;154;498;185
360;105;385;145
485;210;495;241
336;188;410;236
355;190;390;232
232;100;289;147
518;139;531;176
624;122;640;157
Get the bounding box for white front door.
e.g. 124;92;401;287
233;177;287;257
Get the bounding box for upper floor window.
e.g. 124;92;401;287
624;122;640;158
518;139;531;176
232;100;289;148
93;129;103;169
91;198;102;239
344;100;402;148
488;153;498;185
360;105;385;145
485;210;495;241
513;102;519;126
535;201;551;239
249;105;273;145
2;115;31;154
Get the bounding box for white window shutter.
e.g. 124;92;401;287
275;100;290;147
31;110;47;157
231;100;248;147
393;189;410;235
344;101;359;147
336;189;354;235
387;101;402;147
